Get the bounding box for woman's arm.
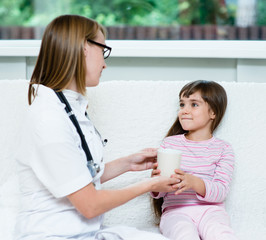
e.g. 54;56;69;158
68;175;179;219
150;162;168;199
100;156;130;183
101;148;157;183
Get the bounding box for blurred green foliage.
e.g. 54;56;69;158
0;0;33;26
257;0;266;25
0;0;264;27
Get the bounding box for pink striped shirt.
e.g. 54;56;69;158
152;134;234;212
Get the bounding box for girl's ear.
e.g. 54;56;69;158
210;111;216;120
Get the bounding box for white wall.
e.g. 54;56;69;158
0;40;266;82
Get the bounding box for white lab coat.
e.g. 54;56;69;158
15;85;104;239
14;84;168;240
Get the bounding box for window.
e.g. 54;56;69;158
0;0;265;40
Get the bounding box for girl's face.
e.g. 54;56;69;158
178;91;215;138
83;31;107;87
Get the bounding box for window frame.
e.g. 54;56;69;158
0;40;266;59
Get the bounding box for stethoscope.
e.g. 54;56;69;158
54;90;107;178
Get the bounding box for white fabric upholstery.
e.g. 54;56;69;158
0;80;265;240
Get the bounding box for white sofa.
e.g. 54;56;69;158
0;80;266;240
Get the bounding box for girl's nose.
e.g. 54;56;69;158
181;106;190;114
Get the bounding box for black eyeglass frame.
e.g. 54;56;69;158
87;39;112;59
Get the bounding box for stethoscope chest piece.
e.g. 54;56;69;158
87;162;101;178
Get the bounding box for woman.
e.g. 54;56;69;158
14;15;178;240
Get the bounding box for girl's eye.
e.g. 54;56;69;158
192;103;198;107
179;103;184;108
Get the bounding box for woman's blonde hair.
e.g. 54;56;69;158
28;15;106;105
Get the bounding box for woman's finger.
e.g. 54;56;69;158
152;162;158;169
151;169;161;177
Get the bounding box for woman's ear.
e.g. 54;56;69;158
84;42;89;57
84;46;87;57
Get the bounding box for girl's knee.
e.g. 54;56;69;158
201;223;238;240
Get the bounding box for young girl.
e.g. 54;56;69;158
151;80;238;240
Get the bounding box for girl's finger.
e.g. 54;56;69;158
178;175;185;181
174;168;184;175
174;184;186;195
176;180;186;190
170;174;184;181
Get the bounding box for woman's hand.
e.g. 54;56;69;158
127;148;157;171
151;162;161;177
146;175;179;193
101;148;157;183
172;169;206;197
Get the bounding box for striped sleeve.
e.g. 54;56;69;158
197;143;235;203
150;191;166;199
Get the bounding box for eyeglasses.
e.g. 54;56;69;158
87;39;112;59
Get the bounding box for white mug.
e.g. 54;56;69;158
157;148;182;177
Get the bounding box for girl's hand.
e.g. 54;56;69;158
172;169;194;195
127;148;157;171
172;169;206;197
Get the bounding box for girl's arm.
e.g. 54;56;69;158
101;148;157;183
173;144;234;202
68;175;179;219
196;143;234;202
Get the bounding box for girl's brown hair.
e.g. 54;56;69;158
152;80;228;221
28;15;106;105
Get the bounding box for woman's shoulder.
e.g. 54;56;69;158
27;86;71;133
29;86;64;120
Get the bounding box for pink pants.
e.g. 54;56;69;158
160;205;238;240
